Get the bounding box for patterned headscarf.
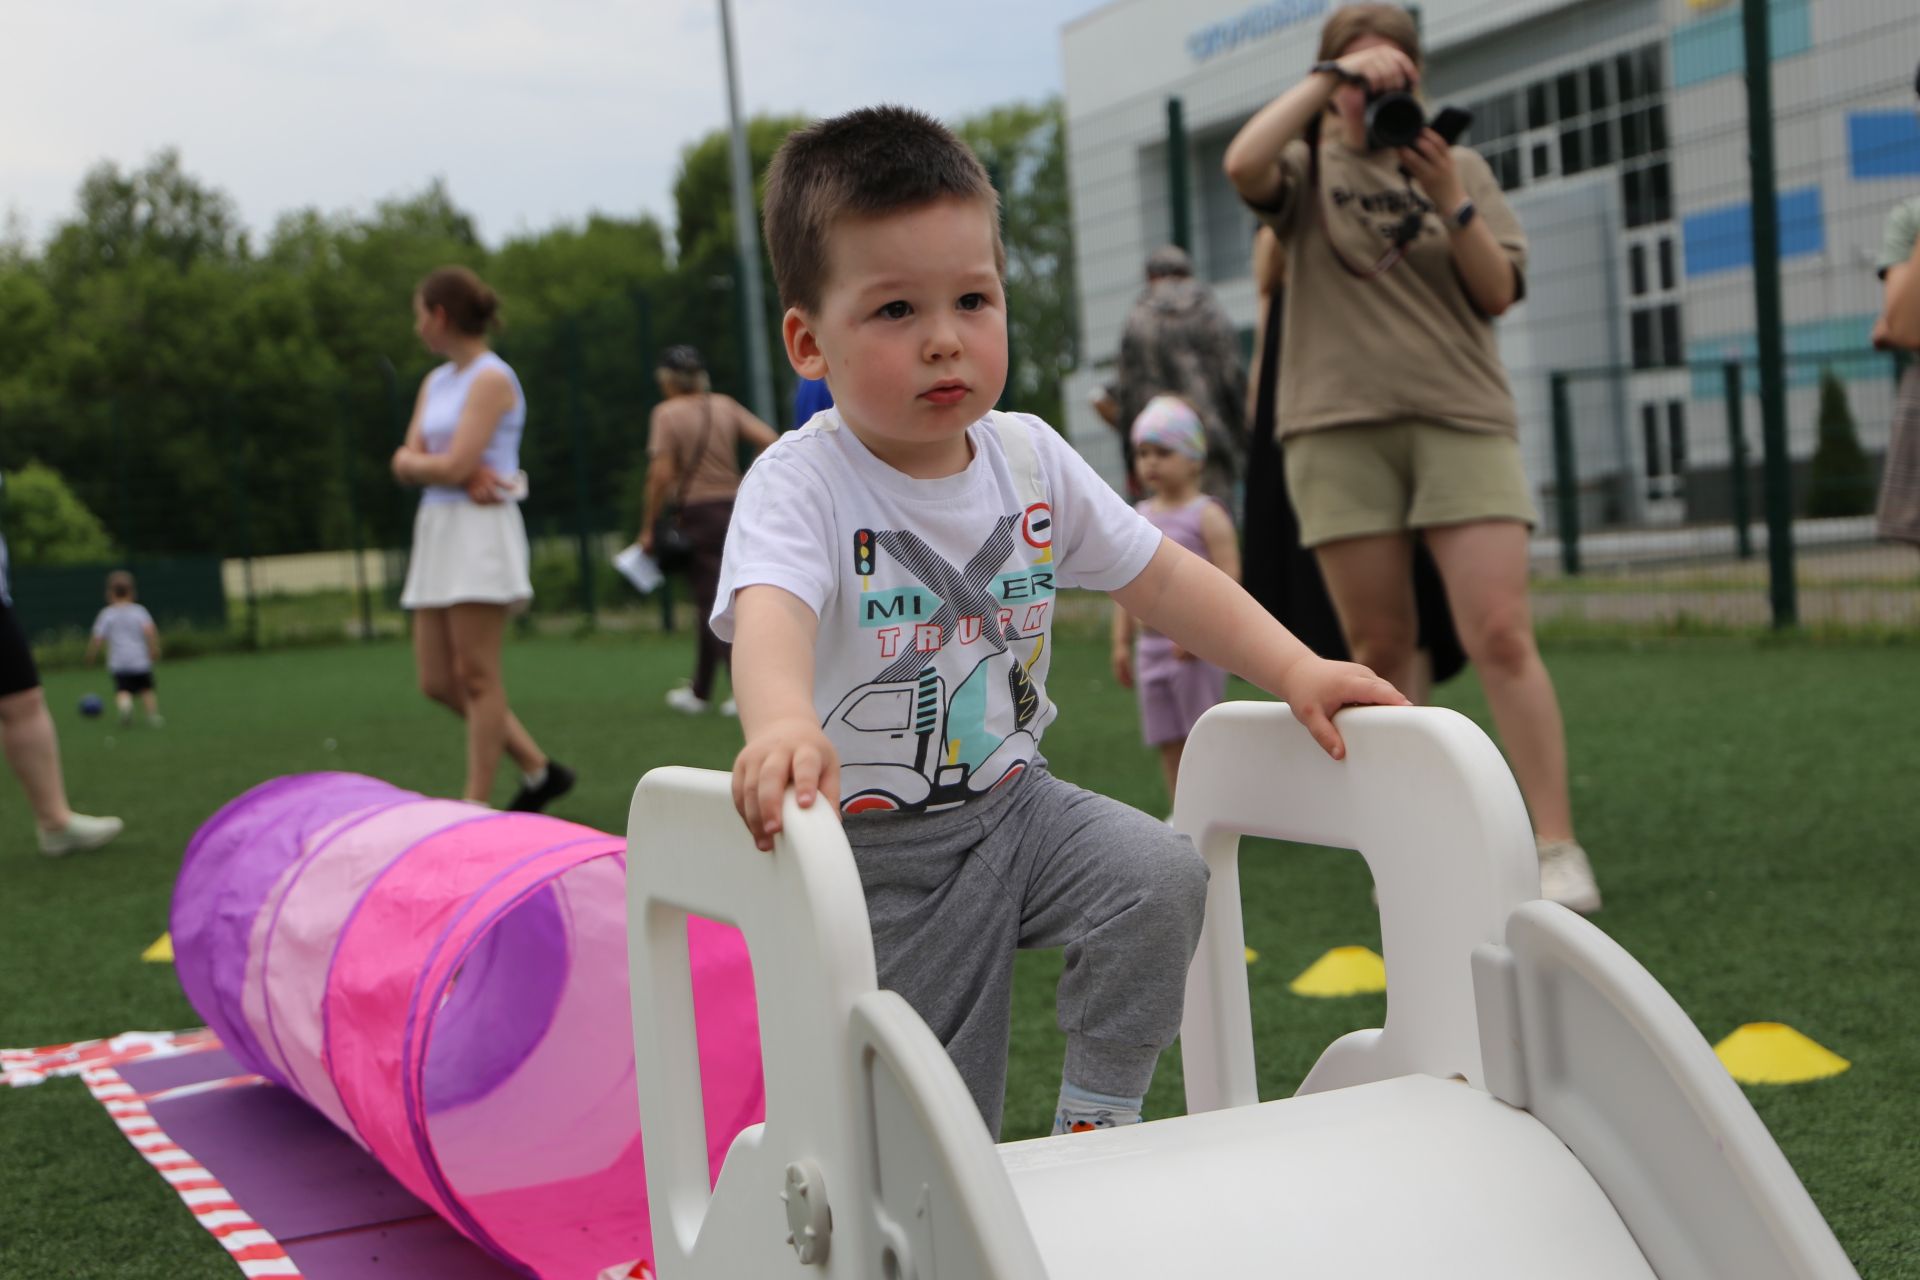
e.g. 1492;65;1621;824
1129;395;1207;461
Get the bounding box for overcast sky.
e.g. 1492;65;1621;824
3;0;1095;249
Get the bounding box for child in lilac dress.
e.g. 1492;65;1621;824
1111;396;1243;807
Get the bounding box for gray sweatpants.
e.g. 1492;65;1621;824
845;765;1209;1138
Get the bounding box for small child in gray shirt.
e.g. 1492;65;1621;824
87;571;162;727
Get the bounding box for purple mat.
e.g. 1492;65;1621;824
117;1046;520;1279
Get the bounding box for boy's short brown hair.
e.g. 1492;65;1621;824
106;570;135;600
762;106;1004;313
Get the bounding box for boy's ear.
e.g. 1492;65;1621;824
782;307;829;381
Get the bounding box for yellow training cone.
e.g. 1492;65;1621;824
1289;946;1386;998
1714;1023;1849;1085
142;933;174;964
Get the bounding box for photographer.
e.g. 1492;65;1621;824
1223;3;1599;912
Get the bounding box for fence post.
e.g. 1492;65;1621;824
225;395;259;649
1166;97;1192;254
1723;362;1753;560
565;317;597;623
1550;371;1580;576
111;397;132;556
336;388;374;640
1741;0;1797;628
631;288;675;634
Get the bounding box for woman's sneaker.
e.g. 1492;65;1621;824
38;813;125;858
665;687;709;715
1537;838;1602;914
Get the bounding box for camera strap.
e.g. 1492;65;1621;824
1309;136;1422;280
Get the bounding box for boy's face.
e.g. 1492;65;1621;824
782;196;1007;475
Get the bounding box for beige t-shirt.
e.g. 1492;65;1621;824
649;393;754;505
1253;135;1527;439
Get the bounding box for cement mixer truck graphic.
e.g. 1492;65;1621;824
829;652;1042;815
830;519;1054;815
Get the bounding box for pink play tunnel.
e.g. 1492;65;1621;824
170;773;765;1278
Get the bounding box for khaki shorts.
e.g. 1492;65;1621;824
1283;421;1539;548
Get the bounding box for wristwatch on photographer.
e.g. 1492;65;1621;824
1448;198;1478;230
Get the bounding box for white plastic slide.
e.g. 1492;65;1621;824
625;703;1858;1278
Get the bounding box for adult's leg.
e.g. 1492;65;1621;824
684;504;733;700
447;603;547;804
0;686;73;831
1423;520;1573;841
1312;532;1422;697
415;606;544;777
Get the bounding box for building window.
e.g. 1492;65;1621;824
1615;51;1638;103
1562;126;1586;175
1649;161;1672;223
1666;400;1687;473
1527;82;1551;129
1557;71;1582;121
1622;109;1648;160
1658;237;1676;290
1629;244;1648;296
1589;116;1614;167
1631;309;1655;369
1642;404;1662;478
1659;302;1683;368
1587;63;1611;112
1532;143;1553;179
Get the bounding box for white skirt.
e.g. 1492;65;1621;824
400;500;533;610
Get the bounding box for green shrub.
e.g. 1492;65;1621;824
1;462;114;564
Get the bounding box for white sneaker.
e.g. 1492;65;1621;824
718;698;738;717
38;813;125;858
1538;838;1602;915
665;687;709;715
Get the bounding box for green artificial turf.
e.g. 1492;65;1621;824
1;627;1913;1277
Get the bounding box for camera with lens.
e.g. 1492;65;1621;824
1364;89;1430;151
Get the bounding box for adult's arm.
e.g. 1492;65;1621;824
393;369;514;487
1222;44;1416;208
1877;241;1920;350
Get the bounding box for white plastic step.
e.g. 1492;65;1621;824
999;1074;1657;1279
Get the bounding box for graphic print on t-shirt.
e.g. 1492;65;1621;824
828;507;1056;816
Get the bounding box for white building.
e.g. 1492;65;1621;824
1060;0;1919;529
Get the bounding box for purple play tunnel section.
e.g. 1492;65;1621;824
171;773;764;1279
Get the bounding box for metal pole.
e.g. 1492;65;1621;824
1742;0;1796;627
565;317;596;622
338;389;373;639
226;395;259;649
1166;97;1192;254
718;0;777;426
1723;363;1753;560
1550;372;1580;576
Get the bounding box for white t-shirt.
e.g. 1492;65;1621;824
92;602;155;674
713;409;1162;816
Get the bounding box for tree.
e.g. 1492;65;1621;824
1804;369;1875;518
665;115;812;420
1;463;113;565
959;98;1077;430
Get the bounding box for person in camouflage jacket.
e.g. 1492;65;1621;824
1115;245;1249;511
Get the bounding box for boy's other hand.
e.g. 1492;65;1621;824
1111;645;1134;688
732;719;842;852
1279;656;1409;761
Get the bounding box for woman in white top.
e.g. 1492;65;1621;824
391;266;573;812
